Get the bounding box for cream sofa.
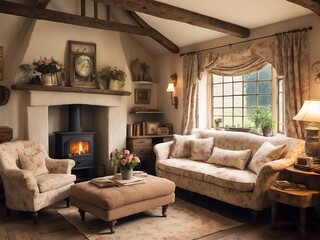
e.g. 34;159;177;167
154;129;304;219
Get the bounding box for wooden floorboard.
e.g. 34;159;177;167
0;188;319;240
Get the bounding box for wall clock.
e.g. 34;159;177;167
68;41;97;88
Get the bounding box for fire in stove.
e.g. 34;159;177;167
69;140;90;156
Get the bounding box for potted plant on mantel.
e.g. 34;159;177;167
251;107;275;137
98;65;126;91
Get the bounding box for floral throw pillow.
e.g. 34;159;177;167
170;134;196;158
247;141;287;174
19;152;49;176
207;146;252;170
190;137;214;161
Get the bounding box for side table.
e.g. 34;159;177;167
268;167;320;239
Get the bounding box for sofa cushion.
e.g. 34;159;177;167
19;152;49;176
36;173;76;193
247;141;287;174
207;147;251;170
204;167;256;192
157;158;256;192
170;134;196;158
190;137;214;161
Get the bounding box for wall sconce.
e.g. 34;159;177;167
166;74;178;109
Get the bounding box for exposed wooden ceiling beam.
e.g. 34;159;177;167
0;0;179;53
287;0;320;15
34;0;51;8
125;10;179;52
94;0;250;38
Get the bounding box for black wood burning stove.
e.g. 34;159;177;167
54;104;95;181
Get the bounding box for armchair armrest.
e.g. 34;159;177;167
154;141;173;163
2;169;39;195
45;158;75;174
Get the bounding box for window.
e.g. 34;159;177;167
211;64;274;129
278;77;284;133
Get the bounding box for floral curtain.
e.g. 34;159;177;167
182;31;309;138
181;54;200;134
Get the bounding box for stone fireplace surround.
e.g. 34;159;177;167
25;88;128;175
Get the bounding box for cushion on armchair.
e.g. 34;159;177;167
207;146;251;170
19;152;49;176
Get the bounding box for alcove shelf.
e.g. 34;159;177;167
132;81;157;85
11;84;131;96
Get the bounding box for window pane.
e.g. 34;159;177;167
244;82;256;94
244;107;255;117
224;76;232;83
258;64;271;80
213;97;222;107
234;117;242;127
213;108;223;115
244;117;253;128
244;72;256;81
224;117;232;126
279;79;283;92
224;108;232;116
258;96;271;107
213;75;222;84
234;96;242;107
233;76;242;82
214;84;223;96
234;108;242;116
245;96;257;107
233;82;243;95
224;83;232;95
224;96;232;107
258;81;271;94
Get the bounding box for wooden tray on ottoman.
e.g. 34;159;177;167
69;175;175;233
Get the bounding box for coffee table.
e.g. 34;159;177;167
69;175;175;233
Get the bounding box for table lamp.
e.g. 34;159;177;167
293;99;320;157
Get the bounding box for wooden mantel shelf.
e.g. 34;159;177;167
11;84;131;96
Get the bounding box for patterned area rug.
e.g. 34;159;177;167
57;198;243;240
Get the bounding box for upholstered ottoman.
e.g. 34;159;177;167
69;175;175;233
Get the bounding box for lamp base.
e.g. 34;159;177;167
305;124;320;157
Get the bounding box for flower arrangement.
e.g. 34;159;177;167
33;57;63;75
214;118;222;128
98;65;126;87
111;149;140;170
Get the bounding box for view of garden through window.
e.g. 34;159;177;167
212;64;272;128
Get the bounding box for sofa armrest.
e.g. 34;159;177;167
253;157;297;196
154;141;173;163
2;169;39;195
45;158;75;174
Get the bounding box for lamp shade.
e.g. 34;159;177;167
166;83;175;92
293;100;320;122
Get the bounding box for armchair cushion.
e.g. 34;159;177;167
19;152;49;176
36;173;76;193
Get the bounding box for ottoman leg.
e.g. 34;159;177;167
162;205;169;217
107;220;117;234
78;209;86;221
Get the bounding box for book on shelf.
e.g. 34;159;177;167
274;180;306;190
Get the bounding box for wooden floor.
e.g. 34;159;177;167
1;188;319;240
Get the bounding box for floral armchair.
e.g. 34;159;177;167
0;140;76;223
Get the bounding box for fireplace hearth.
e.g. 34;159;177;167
54;104;95;181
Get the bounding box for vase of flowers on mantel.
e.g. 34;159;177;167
18;57;64;86
98;65;126;90
33;57;63;86
111;149;140;180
